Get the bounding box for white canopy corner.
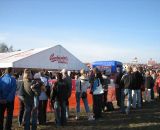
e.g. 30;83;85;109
0;45;88;71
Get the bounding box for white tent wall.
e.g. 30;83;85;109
12;45;88;71
0;63;13;68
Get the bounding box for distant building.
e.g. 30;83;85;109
148;58;156;66
132;57;138;64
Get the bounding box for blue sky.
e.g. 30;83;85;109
0;0;160;63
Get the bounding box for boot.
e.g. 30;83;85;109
87;113;95;121
66;106;69;119
75;112;80;120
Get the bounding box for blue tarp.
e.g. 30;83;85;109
92;60;123;73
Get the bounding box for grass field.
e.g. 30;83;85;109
11;100;160;130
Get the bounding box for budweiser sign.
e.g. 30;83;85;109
49;53;68;64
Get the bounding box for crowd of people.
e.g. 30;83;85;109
0;65;160;130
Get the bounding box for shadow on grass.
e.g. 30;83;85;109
13;100;160;130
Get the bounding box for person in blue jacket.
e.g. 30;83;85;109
0;67;17;130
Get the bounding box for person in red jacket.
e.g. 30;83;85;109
154;70;160;99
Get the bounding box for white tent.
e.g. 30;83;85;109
0;45;88;70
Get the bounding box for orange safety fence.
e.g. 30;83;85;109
12;79;116;117
13;90;93;117
107;87;116;102
13;79;93;117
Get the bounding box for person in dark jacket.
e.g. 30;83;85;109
150;70;156;100
61;69;72;119
132;67;143;109
38;71;48;125
102;71;110;111
0;67;17;130
50;72;68;126
16;72;25;127
115;67;123;107
144;70;154;102
120;66;133;114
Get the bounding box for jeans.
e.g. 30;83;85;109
144;89;151;102
38;100;47;124
102;91;108;111
24;103;38;130
151;87;154;100
34;96;39;109
54;101;66;126
93;94;103;119
0;101;14;130
116;87;121;107
132;89;141;108
18;98;25;125
121;89;132;114
76;92;90;113
66;99;69;118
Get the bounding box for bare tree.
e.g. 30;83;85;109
0;43;9;52
8;45;13;52
0;43;16;53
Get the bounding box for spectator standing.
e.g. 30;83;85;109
61;69;72;118
50;73;68;126
150;70;156;100
0;67;17;130
132;67;143;109
115;67;123;107
38;71;48;125
102;71;110;111
21;69;40;130
154;70;160;99
90;68;104;120
75;69;94;120
120;66;133;114
144;70;154;102
15;72;25;127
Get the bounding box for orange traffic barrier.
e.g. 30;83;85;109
107;87;116;102
12;79;116;116
13;79;92;116
13;90;93;117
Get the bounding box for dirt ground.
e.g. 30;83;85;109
11;100;160;130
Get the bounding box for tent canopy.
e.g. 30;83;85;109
92;60;123;73
0;45;88;71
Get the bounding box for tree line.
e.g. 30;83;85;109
0;42;20;53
